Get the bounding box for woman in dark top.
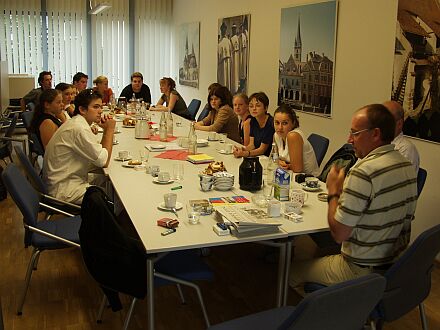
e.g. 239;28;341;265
233;93;250;145
233;92;274;157
30;89;63;150
151;77;191;119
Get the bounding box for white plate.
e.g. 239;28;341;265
151;124;159;129
218;149;233;155
197;139;209;147
301;182;322;192
122;125;136;128
114;156;132;161
153;178;175;184
151;144;166;150
158;201;183;211
122;160;142;168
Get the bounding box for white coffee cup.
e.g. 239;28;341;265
305;177;319;188
290;189;308;206
224;143;233;153
158;172;170;182
118;150;129;159
164;193;177;208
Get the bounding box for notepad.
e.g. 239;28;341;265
186;153;215;164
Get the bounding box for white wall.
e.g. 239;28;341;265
173;0;440;245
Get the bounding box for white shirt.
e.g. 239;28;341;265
392;132;420;173
274;128;319;176
43;115;108;204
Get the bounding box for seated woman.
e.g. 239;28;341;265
273;104;319;176
151;77;191;119
43;89;116;204
233;93;250;145
29;89;64;150
55;82;76;120
198;82;223;121
194;86;240;143
233;92;274;157
93;75;113;104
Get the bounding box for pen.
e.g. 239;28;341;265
161;228;176;236
171;186;182;190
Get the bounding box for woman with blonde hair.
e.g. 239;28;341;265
233;93;250;145
151;77;191;119
93;75;113;104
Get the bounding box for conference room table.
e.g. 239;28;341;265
103;111;330;329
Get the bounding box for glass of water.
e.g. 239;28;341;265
173;163;184;181
186;203;200;225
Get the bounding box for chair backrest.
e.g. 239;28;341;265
79;186;147;300
13;145;47;194
417;167;427;197
279;274;385;330
378;224;440;322
318;143;357;182
197;104;210;122
307;133;329;167
187;99;201;120
1;164;40;228
4;114;18;138
21;110;34;131
28;132;45;156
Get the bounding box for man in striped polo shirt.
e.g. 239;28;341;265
289;104;418;288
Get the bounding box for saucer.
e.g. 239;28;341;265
301;182;322;192
122;124;136;128
317;192;328;202
122;160;142;168
114;155;132;161
153;178;175;184
113;140;119;145
151;144;166;150
218;149;233;155
158;201;183;211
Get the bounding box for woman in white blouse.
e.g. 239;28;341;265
273;104;319;176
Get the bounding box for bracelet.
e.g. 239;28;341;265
327;194;340;203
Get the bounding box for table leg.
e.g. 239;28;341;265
147;257;155;330
283;240;293;306
276;242;286;307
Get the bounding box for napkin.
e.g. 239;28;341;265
155;150;189;160
149;135;177;142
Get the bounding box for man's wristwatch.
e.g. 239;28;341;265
327;194;340;203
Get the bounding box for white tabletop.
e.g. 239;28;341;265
104;112;329;254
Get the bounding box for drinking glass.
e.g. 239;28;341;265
173;163;184;181
218;133;227;143
139;149;149;163
186;203;200;225
263;181;273;202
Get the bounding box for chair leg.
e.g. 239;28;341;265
97;295;107;323
17;248;41;315
123;298;137;330
176;284;186;304
419;302;429;330
33;252;41;270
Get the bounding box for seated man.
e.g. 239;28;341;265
289;104;417;288
43;89;115;204
20;71;52;111
72;72;89;94
119;72;151;104
383;100;420;173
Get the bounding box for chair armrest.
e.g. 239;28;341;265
24;224;80;248
39;201;77;218
0;136;25;143
41;194;82;210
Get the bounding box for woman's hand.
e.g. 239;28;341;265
233;146;246;158
279;159;289;170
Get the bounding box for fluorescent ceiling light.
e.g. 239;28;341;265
89;2;111;15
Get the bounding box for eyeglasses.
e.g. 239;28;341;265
349;128;371;136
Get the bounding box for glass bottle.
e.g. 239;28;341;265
266;143;279;186
159;111;167;142
166;110;173;137
188;122;197;155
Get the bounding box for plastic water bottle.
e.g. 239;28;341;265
266;143;279;185
188;122;197;155
166;110;173;137
159;111;167;142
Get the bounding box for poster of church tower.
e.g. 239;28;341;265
278;1;338;117
179;22;200;88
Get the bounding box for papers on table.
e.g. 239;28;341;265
145;143;185;152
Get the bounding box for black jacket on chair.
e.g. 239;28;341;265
79;186;147;311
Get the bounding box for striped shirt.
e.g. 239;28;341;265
335;144;418;266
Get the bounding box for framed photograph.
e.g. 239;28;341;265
393;0;440;143
278;0;338;117
217;14;250;95
179;22;200;88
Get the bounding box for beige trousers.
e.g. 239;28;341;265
289;254;373;288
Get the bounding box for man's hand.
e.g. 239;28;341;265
99;114;116;131
326;165;345;196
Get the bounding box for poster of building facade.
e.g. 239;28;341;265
179;22;200;88
278;1;338;117
217;14;250;95
393;0;440;143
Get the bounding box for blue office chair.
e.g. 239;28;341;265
14;145;81;216
79;186;213;329
1;164;81;315
187;99;201;120
373;224;440;330
307;133;329;167
417;167;427;197
20;110;33;130
0;114;20;165
20;110;44;163
197;104;210;122
208;273;385;330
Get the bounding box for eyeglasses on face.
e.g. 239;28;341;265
348;128;371;136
